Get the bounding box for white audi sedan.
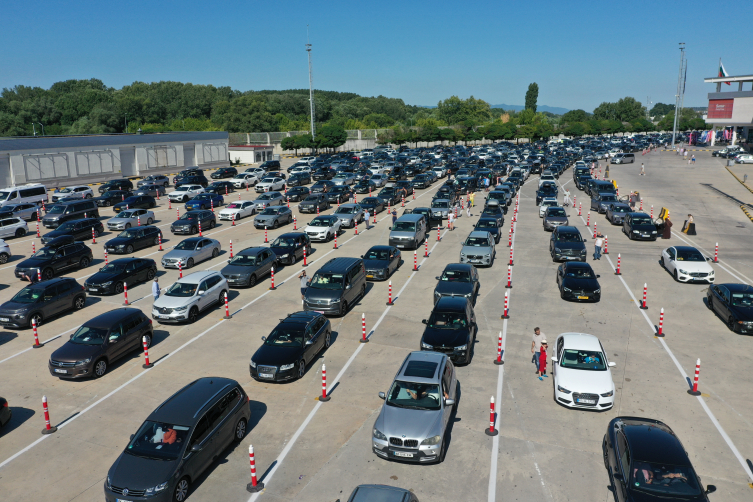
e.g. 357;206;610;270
551;333;616;411
660;245;715;283
219;201;257;221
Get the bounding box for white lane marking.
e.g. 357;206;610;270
575;209;753;483
668;231;753;284
670;231;749;284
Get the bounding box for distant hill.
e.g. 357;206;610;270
491;104;569;115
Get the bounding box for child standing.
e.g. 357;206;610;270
538;341;549;381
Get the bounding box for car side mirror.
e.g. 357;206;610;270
378;392;386;400
613;473;624;482
228;259;232;263
551;357;558;363
130;434;135;440
197;290;205;296
706;256;711;261
608;361;616;367
596;274;601;278
109;336;119;343
191;444;202;453
444;398;455;406
583;239;587;242
705;485;716;494
421;319;427;324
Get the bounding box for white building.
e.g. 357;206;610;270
703;73;753;145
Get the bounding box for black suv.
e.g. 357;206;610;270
49;308;153;379
41;218;104;245
549;226;587;262
175;175;209;189
170;210;216;235
269;232;311;266
623;212;658;241
85;257;158;295
0;277;86;328
94;190;133;207
105;378;250;502
172;168;204;185
15;240;94;281
113;195;156;213
106;226;163;254
211;167;238;179
98;179;134;194
260;160;281;171
420;296;477;365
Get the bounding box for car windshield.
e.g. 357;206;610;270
117;229;140;238
226;203;244;209
271;237;296;248
228;253;257;266
126;420;191;461
547;208;567;217
364;249;392;260
165;282;198;297
99;263;126;274
304;195;320;202
427;311;468;329
118;210;138;219
565;267;596;279
559;349;607;370
69;326;108;345
56;221;77;231
309;217;334;227
393;222;415;231
174;240;198;250
464;237;490;247
10;287;43;303
386;380;441;411
675;249;705;261
730;292;753;307
264;327;304;347
632;217;653;225
32;247;59;258
440;270;471;282
260;208;282;215
335;206;356;214
630;461;701;496
46;205;66;214
432;201;449;208
611;206;629;213
309;272;344;290
556;232;581;242
261;178;276;183
362;198;379;205
600;195;618;202
58;188;74;193
258;194;275;200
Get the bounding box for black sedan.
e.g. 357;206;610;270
249;312;332;382
353;179;376;194
433;263;480;304
312;167;336;181
220;246;276;287
706;283;753;334
285;186;310;202
536;184;558;205
94;190;132;207
287;172;311;187
362;245;401;281
105;226;162;254
359;197;386;215
420;296;477;365
41;218;104;245
170;210;216;235
269;232;311;266
479;205;504;226
310;180;335;194
377;188;401;206
205;181;235;195
113;195;156;213
298;194;330;213
603;417;716;502
327;186;352;204
84;258;158;295
475;217;502;243
98;179;133;193
210;167;238;179
556;261;601;302
605;203;631;225
623;212;658;241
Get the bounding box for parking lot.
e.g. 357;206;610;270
1;150;752;502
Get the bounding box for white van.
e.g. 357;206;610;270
0;183;49;207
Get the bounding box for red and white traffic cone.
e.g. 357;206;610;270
360;313;368;343
509;247;514;266
714;243;718;263
413;250;418;271
142;335;153;369
246;445;264;492
104;249;108;265
639;198;643;211
508;228;513;247
287;197;290;208
603;235;609;254
229;240;233;258
92;227;96;244
485;396;498;436
593;222;597;235
246;183;249;192
177;208;180;220
437;225;441;241
123;282;129;305
333;232;338;249
293;216;297;230
269;267;276;290
37;268;42;282
354;219;358;235
168;198;172;209
238;193;241;201
424;239;429;258
412;188;415;200
586;212;591;227
41;395;57;434
401;195;405;207
32;241;36;254
578;202;582;216
232;213;236;226
302;246;308;267
225;186;228;196
178;261;183;279
688;359;702;396
386;281;393;305
317;205;320;216
36;220;41;238
505;265;512;289
373;212;377;224
354;194;357;204
158;233;163;251
32;318;43;348
264;226;268;243
615;254;622;275
650;205;654;219
501;291;510;319
573;195;576;208
319;364;331;401
198;221;202;236
223;291;232;319
494;331;504;365
656;308;665;337
640;283;648;309
137;216;141;227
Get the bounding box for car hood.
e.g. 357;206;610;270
672;261;713;273
86;271;124;285
461;245;493;254
562;277;601;291
221;264;261;276
153;295;195;309
434;282;473;297
304;225;330;233
554;242;586;251
305;288;342;301
108;216;133;224
109;452;180;491
0;301;32;314
730;305;753;321
376;403;442;440
51;341;103;363
252;344;301;367
162;249;196;260
220;207;243;214
556;366;613;395
363;258;389;270
544;216;569;224
106;237;136;247
41;229;71;241
254;214;279;222
421;326;471;347
16;257;50;269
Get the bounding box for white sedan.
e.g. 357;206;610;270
551;332;616;410
538;174;556;188
539;197;558;217
303;215;342;242
219;201;257;221
660;245;715;283
168;184;205;202
230;173;259;188
255;177;286;193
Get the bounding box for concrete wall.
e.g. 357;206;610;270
228;146;275;164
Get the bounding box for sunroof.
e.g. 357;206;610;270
404;361;438;379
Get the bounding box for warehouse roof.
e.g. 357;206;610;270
0;131;228;153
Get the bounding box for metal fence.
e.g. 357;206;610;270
229;129;389;145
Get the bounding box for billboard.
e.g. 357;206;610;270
707;99;734;119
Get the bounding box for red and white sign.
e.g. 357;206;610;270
707;99;734;119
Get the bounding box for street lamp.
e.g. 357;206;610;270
37;122;45;136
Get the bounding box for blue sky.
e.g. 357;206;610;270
1;0;749;112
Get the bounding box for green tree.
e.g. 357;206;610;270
525;83;539;113
436;96;491;125
562;109;589;123
649;103;674;118
280;136;297;155
315;124;347;151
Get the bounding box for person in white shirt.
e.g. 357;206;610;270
152;277;161;300
593;233;604;260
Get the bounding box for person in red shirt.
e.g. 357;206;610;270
538;341;549;381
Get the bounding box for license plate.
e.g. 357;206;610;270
366;275;374;279
393;451;413;458
642;234;650;237
576;398;596;404
158;314;170;319
88;287;98;292
258;373;274;379
0;317;9;322
577;296;589;300
397;244;405;248
117;499;133;502
54;369;68;374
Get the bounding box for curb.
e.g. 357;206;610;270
742;205;753;223
724;166;753;196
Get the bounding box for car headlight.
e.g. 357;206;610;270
75;358;91;366
174;305;188;312
563;287;572;292
145;482;169;495
557;385;572;394
651;231;657;234
420;435;442;446
116;245;125;249
455;344;468;351
249;360;256;368
106;476;111;490
279;253;289;258
280;363;295;371
554;247;561;253
600;391;614;397
632;230;639;233
678;269;688;275
484;254;491;258
709;271;715;275
373;428;387;441
421;341;433;349
101;281;113;287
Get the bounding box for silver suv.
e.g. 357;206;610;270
372;351;457;464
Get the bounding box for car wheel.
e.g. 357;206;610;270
79;257;90;268
182;196;189;202
728;317;736;331
209;220;216;229
29;313;43;328
0;252;8;264
147;218;153;225
191;226;197;234
173;477;190;502
339;300;348;317
188;307;199;324
438;434;448;463
186;258;194;268
211;248;219;260
324;330;331;348
104;201;111;207
15;228;25;238
115;282;124;294
153;236;159;246
85;194;92;199
142;333;152;349
602;436;610;470
234;418;247;442
272;220;279;229
125;223;131;229
93;359;107;378
706;297;713;310
126;245;134;254
74;295;85;310
297;360;306;380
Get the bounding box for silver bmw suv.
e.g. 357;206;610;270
372;351;457;464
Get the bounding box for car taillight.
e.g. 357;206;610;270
2;401;7;407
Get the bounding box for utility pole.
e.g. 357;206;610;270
671;43;685;147
306;27;315;140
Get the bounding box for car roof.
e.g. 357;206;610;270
84;307;143;329
237;247;266;255
319;257;361;273
721;283;753;292
619;418;688;464
281;311;322;325
672;246;699;252
442;263;473;273
559;332;602;351
434;295;469;311
177;270;220;283
467;230;492;239
397;351;446;384
149;377;240;426
348;484;412;502
366;245;394;252
628;212;650;217
27;277;75;289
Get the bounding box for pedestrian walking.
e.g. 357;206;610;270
152;277;160;300
563;189;571;207
531;328;545;373
484;177;490;192
364;210;371;229
691;154;696;164
470;192;475;207
391;208;398;227
448;210;454;231
465;199;471;218
593;232;604;260
299;271;309;304
538;341;549;381
640;163;645;175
